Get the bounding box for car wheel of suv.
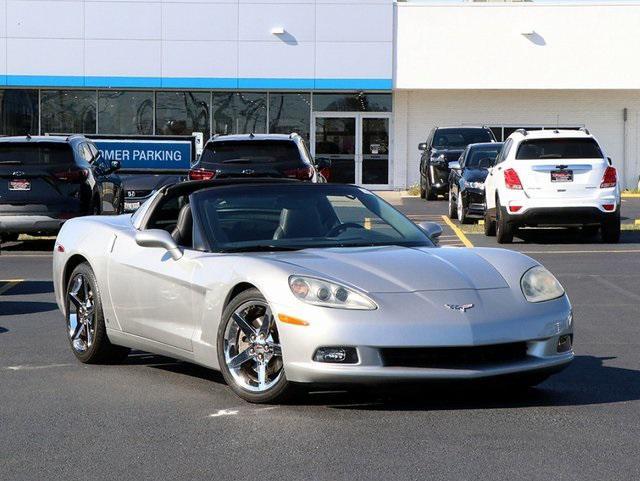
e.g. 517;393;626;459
217;288;293;404
495;198;514;244
457;193;469;225
419;177;426;199
66;262;130;364
581;225;600;238
484;211;496;236
425;179;437;201
447;188;457;219
601;210;621;243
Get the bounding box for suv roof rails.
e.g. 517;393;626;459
515;129;528;136
579;127;590;135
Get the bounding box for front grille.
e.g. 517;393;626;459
380;342;528;369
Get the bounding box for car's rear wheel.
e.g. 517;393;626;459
484;211;496;236
581;225;600;238
66;263;130;364
217;288;291;403
447;188;457;219
495;198;514;244
457;193;469;224
601;210;621;243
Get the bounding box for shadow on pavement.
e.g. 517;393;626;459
314;355;640;411
0;301;58;316
508;228;640;245
0;238;55;252
0;327;8;333
122;351;225;384
2;281;53;296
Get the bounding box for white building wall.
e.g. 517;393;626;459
396;3;640;90
0;0;393;89
393;90;640;189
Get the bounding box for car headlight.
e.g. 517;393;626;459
521;266;565;303
466;181;484;189
289;276;377;310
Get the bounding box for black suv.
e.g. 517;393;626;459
189;133;325;182
418;126;496;200
0;135;123;240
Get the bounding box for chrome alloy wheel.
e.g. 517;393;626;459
67;274;96;353
457;193;464;221
223;300;283;393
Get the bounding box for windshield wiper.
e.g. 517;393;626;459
221;157;255;164
220;245;302;253
0;160;22;164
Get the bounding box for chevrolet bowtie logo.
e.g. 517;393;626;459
444;303;474;312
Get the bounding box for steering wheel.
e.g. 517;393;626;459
326;222;366;237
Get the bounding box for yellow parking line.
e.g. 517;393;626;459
441;215;474;248
0;279;23;295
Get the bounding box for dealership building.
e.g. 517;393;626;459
1;0;640;188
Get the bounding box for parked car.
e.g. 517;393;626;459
188;133;327;182
484;128;620;243
0;135;123;241
53;179;573;403
121;172;186;213
418;126;496;200
448;142;503;224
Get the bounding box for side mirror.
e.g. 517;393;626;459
418;142;427;151
448;161;461;171
315;157;331;169
135;229;183;260
418;221;443;245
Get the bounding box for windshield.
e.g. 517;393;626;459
433;129;493;149
465;145;503;169
199;140;303;165
0;143;74;166
516;138;603;160
192;184;433;251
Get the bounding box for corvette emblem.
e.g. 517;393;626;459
444;303;474;312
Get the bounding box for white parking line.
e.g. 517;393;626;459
4;363;73;371
209;409;239;418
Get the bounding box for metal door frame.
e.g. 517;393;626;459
311;111;393;188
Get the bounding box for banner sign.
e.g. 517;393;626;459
94;139;193;170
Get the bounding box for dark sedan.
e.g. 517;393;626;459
419;126;496;200
0;135;123;241
447;142;503;224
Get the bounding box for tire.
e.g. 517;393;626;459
447;188;457;219
495;198;514;244
484;210;496;236
65;262;130;364
425;176;437;201
581;225;600;238
1;233;20;242
217;288;292;404
457;192;470;225
419;177;426;199
601;210;621;243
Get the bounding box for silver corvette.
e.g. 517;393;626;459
53;180;574;403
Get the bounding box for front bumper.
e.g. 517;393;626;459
505;206;618;226
462;188;486;218
274;290;574;384
0;214;69;234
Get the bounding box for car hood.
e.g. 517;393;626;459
462;168;489;182
268;246;509;293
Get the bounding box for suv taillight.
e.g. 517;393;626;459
53;168;89;182
504;168;523;190
283;166;314;181
188;169;216;181
600;166;617;188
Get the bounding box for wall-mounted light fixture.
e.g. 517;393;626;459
271;27;285;35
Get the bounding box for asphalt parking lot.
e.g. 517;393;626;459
2;198;640;481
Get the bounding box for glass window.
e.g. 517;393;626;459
313;93;391;112
199;140;302;166
41;90;97;134
98;91;153;135
433;128;494;149
0;89;39;135
269;93;311;141
0;142;74;166
465;144;503;169
516;138;603;160
211;92;267;135
155;91;209;139
191;184;432;251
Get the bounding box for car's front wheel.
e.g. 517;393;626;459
601;210;621;243
447;188;457;219
66;262;130;363
217;288;291;403
495;198;515;244
457;192;469;225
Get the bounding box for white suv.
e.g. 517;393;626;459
484;129;620;243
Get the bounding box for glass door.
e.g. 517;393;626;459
360;116;390;187
312;112;392;187
313;115;356;184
